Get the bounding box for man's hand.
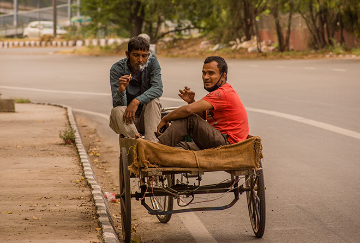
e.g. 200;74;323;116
179;86;195;104
118;75;132;93
123;98;140;124
157;119;169;137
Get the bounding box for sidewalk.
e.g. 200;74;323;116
0;103;100;243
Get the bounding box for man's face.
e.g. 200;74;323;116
126;49;149;71
202;61;225;89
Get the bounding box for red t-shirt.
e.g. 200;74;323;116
202;83;249;144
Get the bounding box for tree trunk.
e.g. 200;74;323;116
339;14;345;44
309;1;322;49
285;2;294;51
299;8;319;49
243;0;252;41
272;3;285;52
230;0;242;41
129;0;145;37
318;6;328;48
250;0;261;52
324;7;332;45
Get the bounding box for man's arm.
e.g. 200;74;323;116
157;99;213;135
110;64;127;107
178;86;206;119
110;63;139;124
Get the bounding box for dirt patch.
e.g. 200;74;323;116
0;104;100;243
155;36;337;59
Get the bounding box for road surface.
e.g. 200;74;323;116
1;47;360;242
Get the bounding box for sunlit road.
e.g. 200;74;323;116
1;47;360;242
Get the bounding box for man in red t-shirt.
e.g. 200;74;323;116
157;56;249;150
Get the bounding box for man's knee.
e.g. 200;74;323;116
109;106;127;134
111;106;126;117
143;98;161;115
110;106;126;127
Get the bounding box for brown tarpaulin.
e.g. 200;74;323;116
125;136;263;175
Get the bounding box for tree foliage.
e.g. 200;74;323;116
297;0;360;49
80;0;360;49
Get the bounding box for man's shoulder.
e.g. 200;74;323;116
147;54;161;68
221;83;234;91
111;58;128;72
203;84;238;101
220;83;238;96
203;88;225;101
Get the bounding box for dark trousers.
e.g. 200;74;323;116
158;114;230;151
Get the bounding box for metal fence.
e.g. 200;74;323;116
0;0;77;37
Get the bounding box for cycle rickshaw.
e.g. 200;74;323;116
117;131;265;243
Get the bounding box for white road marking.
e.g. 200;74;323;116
304;67;315;70
0;85;109;96
178;212;218;243
73;108;109;120
248;64;259;67
333;69;346;72
247;107;360;140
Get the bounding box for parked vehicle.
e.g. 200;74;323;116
23;21;67;38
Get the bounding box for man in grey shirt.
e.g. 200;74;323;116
109;36;163;142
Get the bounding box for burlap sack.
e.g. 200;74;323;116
124;136;263;176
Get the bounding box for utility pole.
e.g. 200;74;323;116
53;0;57;37
68;0;72;25
14;0;18;36
38;0;41;39
77;0;81;17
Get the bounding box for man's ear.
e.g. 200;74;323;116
125;51;129;59
222;72;227;81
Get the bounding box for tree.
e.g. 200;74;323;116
298;0;342;49
143;0;215;42
270;0;296;52
80;0;154;38
80;0;360;49
206;0;267;44
80;0;216;41
341;0;360;38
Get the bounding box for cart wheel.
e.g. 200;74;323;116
119;148;131;243
149;175;174;223
246;160;266;238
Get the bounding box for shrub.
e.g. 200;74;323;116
59;125;76;144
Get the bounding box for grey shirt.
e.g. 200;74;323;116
110;54;163;109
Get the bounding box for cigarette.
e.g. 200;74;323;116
129;74;132;79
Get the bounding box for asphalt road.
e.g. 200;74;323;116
1;47;360;243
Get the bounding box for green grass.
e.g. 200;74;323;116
14;98;31;103
350;48;360;55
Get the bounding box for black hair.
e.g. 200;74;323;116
128;36;150;53
204;56;228;76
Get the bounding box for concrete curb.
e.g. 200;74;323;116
0;38;129;48
35;102;120;243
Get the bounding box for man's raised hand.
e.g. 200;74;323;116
118;75;132;93
178;86;195;104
